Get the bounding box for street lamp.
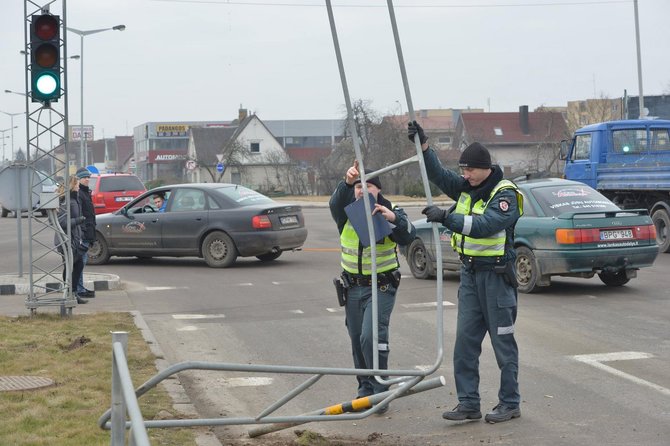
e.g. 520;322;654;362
0;126;18;161
0;110;24;162
66;24;126;166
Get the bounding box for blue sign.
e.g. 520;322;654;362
216;162;224;173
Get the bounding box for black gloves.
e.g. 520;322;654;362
422;205;448;224
407;120;428;144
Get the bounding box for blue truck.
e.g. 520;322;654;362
561;119;670;252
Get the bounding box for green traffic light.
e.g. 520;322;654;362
35;72;59;96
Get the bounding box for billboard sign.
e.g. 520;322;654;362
70;125;94;141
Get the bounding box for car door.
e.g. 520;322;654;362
160;188;209;253
108;195;163;251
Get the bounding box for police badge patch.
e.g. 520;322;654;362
499;199;510;212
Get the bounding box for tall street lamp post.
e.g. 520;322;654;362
66;24;126;166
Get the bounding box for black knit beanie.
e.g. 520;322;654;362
459;142;492;169
353;169;382;190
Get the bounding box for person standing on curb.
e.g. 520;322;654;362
329;160;415;413
55;175;88;304
408;121;524;424
75;167;96;298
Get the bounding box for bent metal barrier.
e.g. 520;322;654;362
99;1;448;442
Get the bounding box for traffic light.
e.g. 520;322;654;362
30;13;61;103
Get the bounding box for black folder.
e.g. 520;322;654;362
344;193;392;247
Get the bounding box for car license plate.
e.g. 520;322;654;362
600;229;633;240
115;196;133;202
280;215;298;225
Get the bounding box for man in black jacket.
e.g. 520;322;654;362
76;167;96;298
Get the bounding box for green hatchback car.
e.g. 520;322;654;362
402;178;660;293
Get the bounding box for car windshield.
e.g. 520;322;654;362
530;184;620;217
213;185;274;206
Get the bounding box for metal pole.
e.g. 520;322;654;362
80;33;85;166
633;0;645;118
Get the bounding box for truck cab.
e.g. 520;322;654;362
561;119;670;252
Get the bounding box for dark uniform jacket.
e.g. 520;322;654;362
329;181;415;245
422;147;521;265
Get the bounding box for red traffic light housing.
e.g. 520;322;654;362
30;13;61;103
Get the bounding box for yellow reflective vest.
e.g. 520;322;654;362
340;210;399;275
451;179;523;257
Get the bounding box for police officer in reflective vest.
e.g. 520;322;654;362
408;121;524;424
329;161;415;404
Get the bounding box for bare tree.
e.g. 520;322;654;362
319;99;412;195
195;139;248;183
260;151;309;195
567;94;619;134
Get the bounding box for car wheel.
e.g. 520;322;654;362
598;270;631;287
515;246;540;293
87;233;110;265
257;251;282;262
651;209;670;253
202;231;238;268
1;207;7;218
407;238;435;280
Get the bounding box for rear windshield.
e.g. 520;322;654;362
530;184;620;217
98;176;145;192
213;185;273;206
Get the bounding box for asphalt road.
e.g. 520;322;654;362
1;209;669;445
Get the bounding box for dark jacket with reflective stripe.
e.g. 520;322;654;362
422;147;521;265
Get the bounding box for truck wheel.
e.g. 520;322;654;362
652;209;670;253
598;271;630;287
407;238;435;279
515;246;541;293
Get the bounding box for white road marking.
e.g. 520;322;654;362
216;377;274;387
238;283;254;286
146;286;187;291
176;326;199;332
401;301;455;309
415;365;433;372
272;281;281;285
326;307;344;313
289;310;304;314
172;314;225;320
572;351;670;397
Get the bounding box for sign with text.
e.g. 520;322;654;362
69;125;94;141
148;151;188;163
155;124;189;137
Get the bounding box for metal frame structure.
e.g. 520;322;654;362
22;0;77;315
99;1;448;442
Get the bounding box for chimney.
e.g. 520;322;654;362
238;106;248;122
519;105;530;135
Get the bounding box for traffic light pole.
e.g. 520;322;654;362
22;0;76;315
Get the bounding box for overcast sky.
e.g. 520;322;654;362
2;0;669;152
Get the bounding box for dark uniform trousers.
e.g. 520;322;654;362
454;264;520;409
345;282;397;397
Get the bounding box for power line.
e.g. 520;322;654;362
151;0;631;8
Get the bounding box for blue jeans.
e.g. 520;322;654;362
453;266;520;409
345;282;397;397
77;241;90;293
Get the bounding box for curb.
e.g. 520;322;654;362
0;272;121;296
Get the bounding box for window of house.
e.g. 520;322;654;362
250;142;260;153
494;127;503;136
